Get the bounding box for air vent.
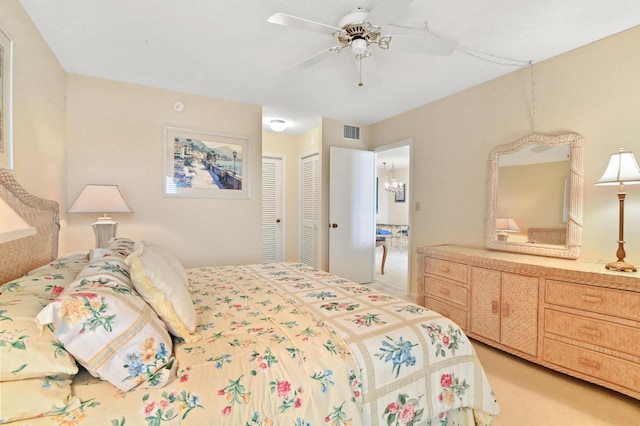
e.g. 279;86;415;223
343;124;360;141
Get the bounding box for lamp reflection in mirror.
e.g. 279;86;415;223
0;198;36;243
68;184;132;248
595;148;640;272
496;217;520;241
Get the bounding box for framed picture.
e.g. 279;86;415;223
0;27;13;170
395;184;406;202
163;126;250;199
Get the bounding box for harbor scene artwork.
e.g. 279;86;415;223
163;127;249;199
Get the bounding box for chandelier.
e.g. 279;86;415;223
382;162;403;193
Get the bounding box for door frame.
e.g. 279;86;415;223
374;139;412;293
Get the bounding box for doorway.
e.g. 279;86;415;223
372;143;410;296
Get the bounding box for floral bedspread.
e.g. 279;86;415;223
240;263;499;426
3;260;498;425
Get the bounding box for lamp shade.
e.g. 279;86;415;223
595;148;640;186
0;198;36;243
496;217;521;233
68;184;132;215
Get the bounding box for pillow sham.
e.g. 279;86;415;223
36;269;176;392
107;237;137;257
126;242;199;343
0;376;80;423
0;294;78;381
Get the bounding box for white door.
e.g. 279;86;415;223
329;147;375;283
261;156;284;263
300;154;320;268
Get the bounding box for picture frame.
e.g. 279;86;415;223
394;184;406;202
0;27;13;170
163;126;250;199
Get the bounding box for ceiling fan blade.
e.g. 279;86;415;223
389;34;457;56
267;13;342;35
293;47;341;70
367;0;413;26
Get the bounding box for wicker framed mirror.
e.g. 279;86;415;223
485;132;584;259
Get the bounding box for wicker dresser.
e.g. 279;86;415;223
417;245;640;400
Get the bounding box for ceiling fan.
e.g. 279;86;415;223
267;0;457;86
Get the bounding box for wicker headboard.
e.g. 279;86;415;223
527;227;567;246
0;169;60;284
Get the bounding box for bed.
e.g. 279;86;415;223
0;168;499;425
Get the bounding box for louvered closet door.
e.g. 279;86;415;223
300;154;319;268
261;156;284;263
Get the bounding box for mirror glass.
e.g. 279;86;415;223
485;133;584;259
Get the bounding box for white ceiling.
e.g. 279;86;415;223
20;0;640;135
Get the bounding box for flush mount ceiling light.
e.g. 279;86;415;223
270;119;286;132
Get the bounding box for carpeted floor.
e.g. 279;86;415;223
473;340;640;425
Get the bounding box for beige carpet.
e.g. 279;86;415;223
473;340;640;425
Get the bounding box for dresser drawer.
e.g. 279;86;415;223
544;338;640;392
425;277;468;307
545;280;640;322
545;310;640;358
425;257;468;284
425;298;467;330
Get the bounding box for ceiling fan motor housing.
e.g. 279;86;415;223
336;7;381;52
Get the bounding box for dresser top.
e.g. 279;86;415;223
418;245;640;291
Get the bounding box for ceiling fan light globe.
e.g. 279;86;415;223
351;38;367;55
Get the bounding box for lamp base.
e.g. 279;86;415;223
605;259;637;272
92;221;118;249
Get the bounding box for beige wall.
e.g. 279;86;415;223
370;26;640;294
65;75;263;267
6;0;640;289
0;0;67;245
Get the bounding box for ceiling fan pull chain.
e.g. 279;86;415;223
358;55;364;87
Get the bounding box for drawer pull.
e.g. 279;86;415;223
440;310;450;317
491;301;499;314
502;303;510;317
578;326;602;338
578;357;601;370
438;287;451;296
439;266;450;273
580;294;603;304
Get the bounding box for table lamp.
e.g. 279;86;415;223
0;197;36;243
496;217;520;241
68;184;132;248
595;148;640;272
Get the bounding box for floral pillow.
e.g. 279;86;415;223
126;242;199;343
107;237;137;257
0;376;80;423
36;266;176;392
0;293;78;381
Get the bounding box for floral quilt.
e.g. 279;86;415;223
2;260;498;425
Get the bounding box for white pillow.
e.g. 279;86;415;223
126;242;199;343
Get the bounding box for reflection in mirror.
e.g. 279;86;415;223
485;133;584;259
